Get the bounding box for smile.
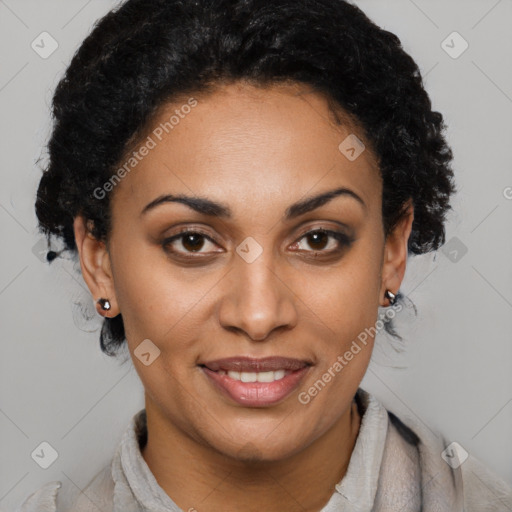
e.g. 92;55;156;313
215;369;291;382
199;356;312;407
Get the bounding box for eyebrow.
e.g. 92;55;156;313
140;187;366;220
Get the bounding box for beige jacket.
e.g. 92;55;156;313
16;388;512;511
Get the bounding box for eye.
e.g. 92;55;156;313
161;227;353;260
290;228;352;254
162;228;221;257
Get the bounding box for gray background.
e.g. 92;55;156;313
1;0;511;509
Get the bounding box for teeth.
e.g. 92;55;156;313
240;372;257;382
222;370;290;382
273;370;286;380
256;371;274;382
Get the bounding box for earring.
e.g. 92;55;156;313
385;290;397;306
97;298;111;311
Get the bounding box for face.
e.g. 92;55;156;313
75;81;412;462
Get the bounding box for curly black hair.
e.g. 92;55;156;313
35;0;457;357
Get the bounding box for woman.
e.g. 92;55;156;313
18;0;512;510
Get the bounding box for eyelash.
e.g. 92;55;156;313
161;227;353;260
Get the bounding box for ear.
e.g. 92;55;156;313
379;199;414;307
73;215;119;317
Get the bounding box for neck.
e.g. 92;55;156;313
141;397;361;512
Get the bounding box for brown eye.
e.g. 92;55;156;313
162;229;220;257
291;228;353;254
305;231;329;251
181;233;206;252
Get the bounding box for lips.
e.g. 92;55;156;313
200;356;311;373
199;356;312;406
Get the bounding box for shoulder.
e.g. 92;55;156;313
69;463;115;511
380;398;512;511
15;408;145;512
13;481;62;512
14;464;114;512
459;452;512;511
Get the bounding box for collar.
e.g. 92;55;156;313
111;387;388;511
322;388;389;511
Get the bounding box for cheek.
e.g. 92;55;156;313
112;257;226;381
299;239;382;396
308;252;381;338
109;239;197;335
296;268;379;427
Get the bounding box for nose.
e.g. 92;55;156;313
218;251;298;341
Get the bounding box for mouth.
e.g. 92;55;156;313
199;356;312;407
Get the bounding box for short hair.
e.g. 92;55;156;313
35;0;456;356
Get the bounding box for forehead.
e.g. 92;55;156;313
111;81;381;216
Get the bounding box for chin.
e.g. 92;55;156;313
215;433;305;464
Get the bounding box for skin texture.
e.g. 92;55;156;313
73;81;414;512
